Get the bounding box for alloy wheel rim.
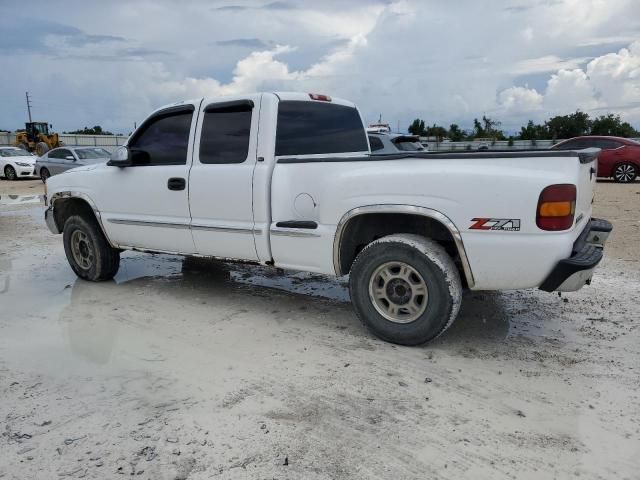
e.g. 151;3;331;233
6;167;15;180
71;230;94;270
368;261;429;323
615;164;635;182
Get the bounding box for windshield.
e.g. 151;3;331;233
74;148;111;160
0;148;34;157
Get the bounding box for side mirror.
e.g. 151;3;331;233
65;155;75;161
107;146;132;167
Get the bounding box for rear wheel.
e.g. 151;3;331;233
63;215;120;281
4;165;17;181
349;234;462;346
613;163;637;183
36;142;49;156
40;167;50;183
18;142;29;151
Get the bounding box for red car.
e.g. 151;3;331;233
552;136;640;183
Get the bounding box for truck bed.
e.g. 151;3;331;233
277;148;599;164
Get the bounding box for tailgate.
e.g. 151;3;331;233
575;148;599;227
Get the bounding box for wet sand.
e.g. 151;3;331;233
1;179;639;479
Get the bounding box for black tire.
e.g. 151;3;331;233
4;165;17;181
18;143;29;151
40;167;50;183
613;163;637;183
349;234;462;346
36;142;49;156
63;214;120;281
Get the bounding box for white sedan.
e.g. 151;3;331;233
0;147;37;180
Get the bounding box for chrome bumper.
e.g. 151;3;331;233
539;218;612;292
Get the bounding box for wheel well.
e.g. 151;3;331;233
53;197;97;232
337;213;468;286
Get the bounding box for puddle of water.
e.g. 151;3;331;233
0;194;44;206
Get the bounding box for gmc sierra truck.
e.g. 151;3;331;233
44;92;612;345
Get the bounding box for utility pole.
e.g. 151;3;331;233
25;91;33;122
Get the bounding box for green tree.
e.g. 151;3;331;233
519;120;549;140
408;119;426;136
472;118;485;138
425;123;448;141
544;111;591;139
64;125;114;135
591;114;639;137
448;124;464;141
473;116;504;140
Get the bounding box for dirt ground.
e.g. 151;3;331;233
1;179;638;480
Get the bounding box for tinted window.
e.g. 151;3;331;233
275;101;368;156
555;139;587;150
393;139;424;151
75;148;111;159
129;111;192;165
368;135;384;152
49;149;72;159
199;105;252;164
592;139;623;150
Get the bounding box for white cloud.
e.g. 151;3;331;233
544;68;597;111
498;86;543;112
510;55;587;75
497;41;640;123
586;41;640;106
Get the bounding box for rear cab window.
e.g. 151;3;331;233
275;100;368;157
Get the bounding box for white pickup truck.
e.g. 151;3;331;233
44;92;612;345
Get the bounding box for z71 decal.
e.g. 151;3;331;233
470;218;521;231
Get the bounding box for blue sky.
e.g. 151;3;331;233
1;0;639;134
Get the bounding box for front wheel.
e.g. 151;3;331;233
63;215;120;281
349;234;462;346
4;165;17;181
613;163;637;183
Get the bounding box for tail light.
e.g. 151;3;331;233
536;184;576;231
308;93;332;102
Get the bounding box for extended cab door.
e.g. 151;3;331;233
188;95;261;260
97;103;198;253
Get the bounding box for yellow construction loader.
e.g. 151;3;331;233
14;122;63;156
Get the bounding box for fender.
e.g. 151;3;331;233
333;204;475;288
47;191;117;248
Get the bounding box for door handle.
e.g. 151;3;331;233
167;177;186;191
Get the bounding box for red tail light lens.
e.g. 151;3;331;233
308;93;332;102
536;184;576;231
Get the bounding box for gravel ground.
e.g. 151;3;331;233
1;179;638;480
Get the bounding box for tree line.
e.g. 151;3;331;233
408;112;639;142
63;125;116;135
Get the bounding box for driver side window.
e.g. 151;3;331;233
128;111;193;166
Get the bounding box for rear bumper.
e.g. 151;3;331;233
539;217;612;292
